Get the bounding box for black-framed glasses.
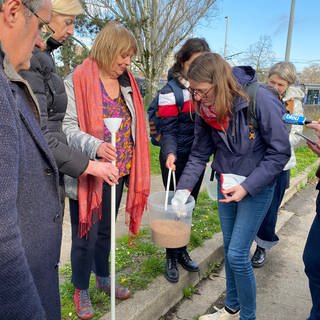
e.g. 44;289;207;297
22;2;55;43
188;86;214;99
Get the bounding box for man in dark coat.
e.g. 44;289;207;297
0;0;62;319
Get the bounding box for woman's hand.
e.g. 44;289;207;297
84;160;119;186
96;142;117;162
166;153;176;171
219;185;248;203
307;140;320;157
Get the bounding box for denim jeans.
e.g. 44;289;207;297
217;180;275;320
303;191;320;320
256;170;290;249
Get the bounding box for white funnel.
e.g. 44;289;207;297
103;118;122;134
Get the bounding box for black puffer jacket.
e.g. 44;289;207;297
20;38;88;179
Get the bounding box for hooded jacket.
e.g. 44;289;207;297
157;70;196;158
177;66;291;196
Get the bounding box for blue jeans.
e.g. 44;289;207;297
256;170;290;249
303;191;320;320
218;181;275;320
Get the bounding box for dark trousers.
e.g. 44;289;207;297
159;153;205;255
256;170;290;249
69;177;127;289
303;191;320;320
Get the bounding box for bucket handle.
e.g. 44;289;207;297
164;168;176;211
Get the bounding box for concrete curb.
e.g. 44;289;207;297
100;160;320;320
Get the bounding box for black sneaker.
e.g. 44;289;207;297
251;245;266;268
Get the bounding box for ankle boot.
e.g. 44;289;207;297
165;250;179;283
251;245;266;268
177;247;199;272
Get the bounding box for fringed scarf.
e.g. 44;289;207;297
73;57;150;238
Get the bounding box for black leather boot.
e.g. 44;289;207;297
177;247;199;272
165;250;179;283
251;245;266;268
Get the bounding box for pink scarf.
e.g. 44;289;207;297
199;104;229;131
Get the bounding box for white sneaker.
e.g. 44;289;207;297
199;307;240;320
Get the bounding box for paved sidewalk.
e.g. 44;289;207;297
160;186;316;320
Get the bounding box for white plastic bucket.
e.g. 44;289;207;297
148;191;195;248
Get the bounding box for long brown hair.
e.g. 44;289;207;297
187;52;248;122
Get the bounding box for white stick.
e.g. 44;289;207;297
103;118;122;320
110;131;116;320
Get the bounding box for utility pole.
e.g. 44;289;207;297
285;0;296;61
224;16;229;59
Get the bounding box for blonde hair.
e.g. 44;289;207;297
51;0;84;16
187;52;247;122
90;21;138;74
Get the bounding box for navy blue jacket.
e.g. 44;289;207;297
0;48;62;320
158;73;195;158
177;67;291;196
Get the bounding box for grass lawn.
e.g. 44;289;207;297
59;145;318;319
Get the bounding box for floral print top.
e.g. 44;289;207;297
101;80;133;176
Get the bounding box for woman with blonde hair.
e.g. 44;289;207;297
63;21;150;319
251;61;305;268
172;53;291;320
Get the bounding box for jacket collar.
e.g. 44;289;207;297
0;43;41;122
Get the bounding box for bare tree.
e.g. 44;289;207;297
300;64;320;84
83;0;218;105
241;35;275;81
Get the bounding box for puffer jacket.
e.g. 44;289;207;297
283;85;305;170
20;38;89;181
177;66;291;196
158;72;196;158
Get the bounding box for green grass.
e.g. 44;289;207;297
59;144;318;319
290;146;318;177
149;142;161;175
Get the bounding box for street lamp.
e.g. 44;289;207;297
224;16;229;59
285;0;296;61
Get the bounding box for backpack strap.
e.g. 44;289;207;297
244;82;259;140
167;79;184;110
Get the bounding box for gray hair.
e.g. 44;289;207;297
0;0;45;20
268;61;297;85
21;0;45;17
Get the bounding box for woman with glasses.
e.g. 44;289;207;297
154;38;210;283
172;52;291;320
20;0;119;210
